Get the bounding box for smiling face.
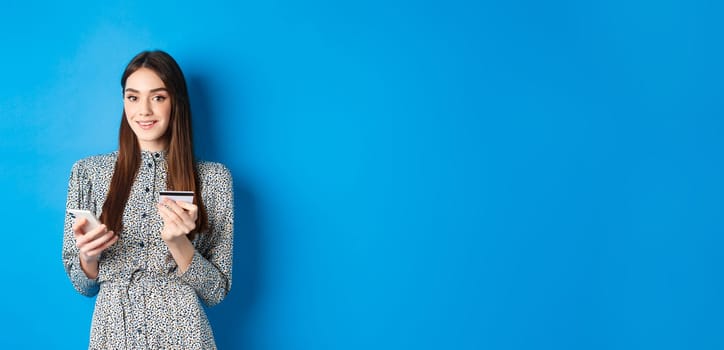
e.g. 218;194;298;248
123;68;172;151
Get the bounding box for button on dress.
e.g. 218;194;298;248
62;151;234;349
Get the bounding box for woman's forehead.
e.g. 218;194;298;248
125;68;166;91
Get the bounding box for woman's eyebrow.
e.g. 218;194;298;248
124;87;168;93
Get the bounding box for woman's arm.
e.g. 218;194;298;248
158;199;198;273
159;164;234;306
62;161;102;296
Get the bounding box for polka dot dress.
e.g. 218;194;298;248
62;151;234;349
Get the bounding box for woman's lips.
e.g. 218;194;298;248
137;120;157;130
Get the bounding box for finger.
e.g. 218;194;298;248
79;230;115;253
72;217;88;234
170;201;198;229
166;215;195;235
176;201;198;214
73;227;85;241
158;204;195;234
163;199;198;225
158;202;194;227
157;202;180;223
85;234;119;257
75;225;99;246
77;224;109;244
175;201;196;210
158;200;177;218
161;198;190;220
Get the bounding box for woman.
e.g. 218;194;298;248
62;50;234;349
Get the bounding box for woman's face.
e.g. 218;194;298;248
123;68;172;152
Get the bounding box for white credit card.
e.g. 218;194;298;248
159;191;195;204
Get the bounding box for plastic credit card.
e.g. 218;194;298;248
159;190;194;204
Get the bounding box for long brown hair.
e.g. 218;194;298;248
100;50;208;240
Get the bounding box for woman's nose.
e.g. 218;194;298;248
139;100;153;116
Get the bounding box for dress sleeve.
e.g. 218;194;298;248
61;160;100;297
179;164;234;307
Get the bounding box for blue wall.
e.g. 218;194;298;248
2;0;724;349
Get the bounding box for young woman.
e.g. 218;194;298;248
62;50;234;349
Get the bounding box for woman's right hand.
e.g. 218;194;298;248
72;218;118;269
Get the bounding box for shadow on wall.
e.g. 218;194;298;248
188;74;263;348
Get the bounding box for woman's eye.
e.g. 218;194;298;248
153;96;167;102
126;95;137;102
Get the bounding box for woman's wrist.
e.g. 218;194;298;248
162;232;190;245
163;235;195;273
80;253;99;265
79;254;100;279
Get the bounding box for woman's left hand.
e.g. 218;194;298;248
157;198;198;242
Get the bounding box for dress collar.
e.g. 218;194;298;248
141;149;168;160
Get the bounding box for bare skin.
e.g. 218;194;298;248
72;219;118;279
74;68;198;278
73;199;198;278
157;198;198;274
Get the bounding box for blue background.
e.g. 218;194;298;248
1;0;723;349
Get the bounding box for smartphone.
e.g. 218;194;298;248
159;190;194;204
67;209;102;231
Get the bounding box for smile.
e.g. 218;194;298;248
137;120;158;130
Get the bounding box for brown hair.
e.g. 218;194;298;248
100;50;208;240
